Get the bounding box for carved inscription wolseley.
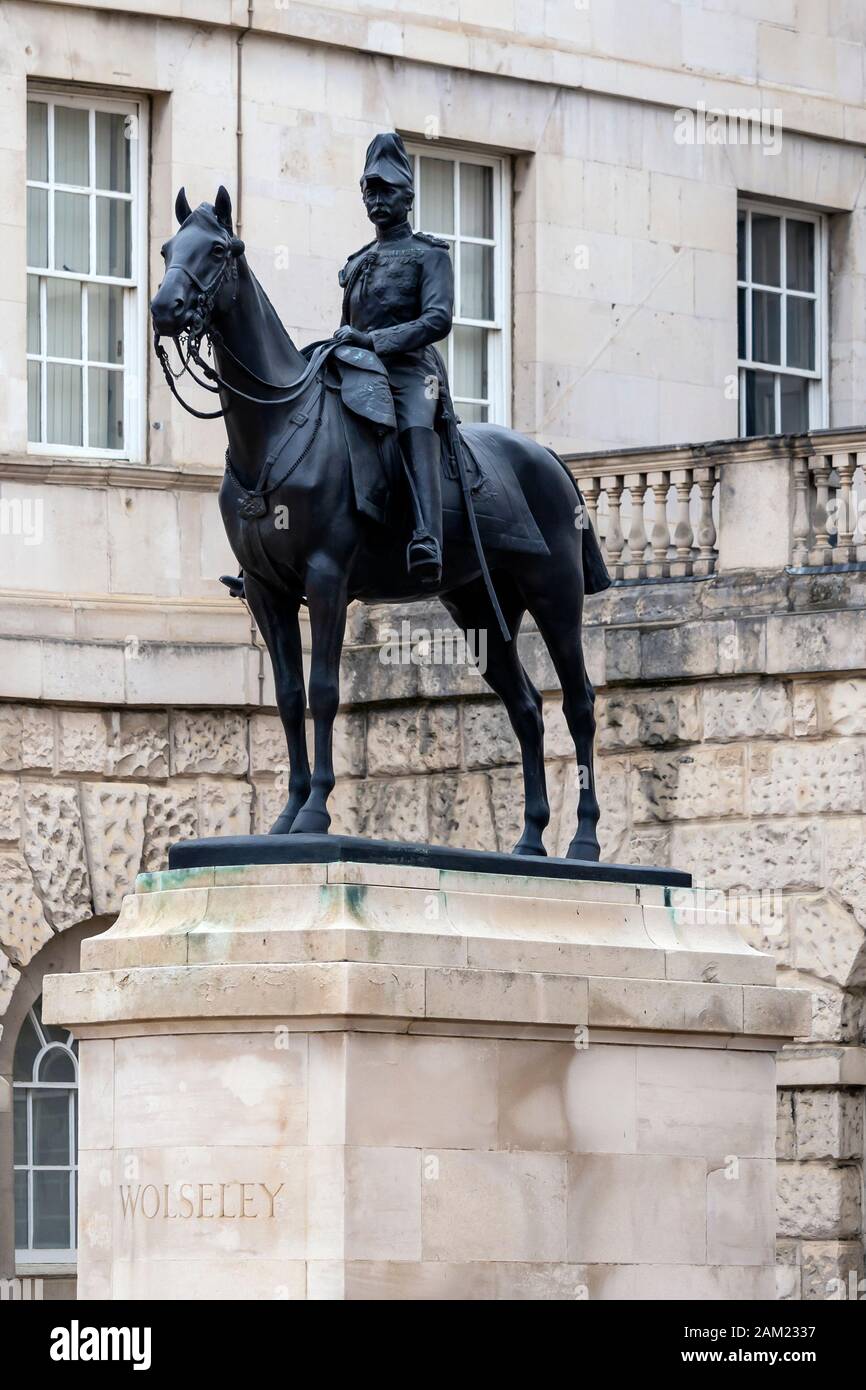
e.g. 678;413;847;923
119;1181;285;1220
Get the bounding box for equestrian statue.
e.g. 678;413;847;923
150;133;610;861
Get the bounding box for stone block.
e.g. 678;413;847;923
637;1047;775;1159
791;894;866;988
366;705;461;776
0;777;21;840
170;710;248;776
702;682;791;742
0;947;20;1014
818;679;866;735
0;851;53;966
630;746;745;822
567;1153;707;1264
141;783;198;875
22;781;92;930
601;686;702;751
464;700;519;767
81;783;148;916
428;773;496;850
800;1240;865;1302
58;709;111;774
794;1089;863;1162
706;1159;775;1265
111;712;169;778
423;1150;567;1264
197;781;252;838
776;1162;861;1240
748;739;866;816
671;821;822;892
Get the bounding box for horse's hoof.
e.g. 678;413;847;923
269;813;296;835
289;808;331;835
513;839;547;858
566;836;601;863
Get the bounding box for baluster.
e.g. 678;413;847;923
669;466;694;575
646;469;671;577
832;451;856;564
601;474;625;579
692;464;717;575
809;454;832;565
855;452;866;562
623;472;648;580
580;475;600;545
791;454;811;567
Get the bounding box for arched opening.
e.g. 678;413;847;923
13;997;79;1264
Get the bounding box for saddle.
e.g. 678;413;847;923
312;342;550;558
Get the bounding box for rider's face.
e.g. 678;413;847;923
362;179;412;229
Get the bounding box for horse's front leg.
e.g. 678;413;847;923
290;558;348;836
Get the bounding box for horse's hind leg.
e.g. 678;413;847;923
442;576;549;857
243;575;311;834
524;578;601;862
290;557;348;836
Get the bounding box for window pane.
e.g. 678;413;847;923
39;1047;76;1083
453;325;488;401
27;275;41;352
787;296;814;370
55;191;89;273
752;290;781;364
96;197;131;277
460;243;494;320
737;286;746;359
33;1090;71;1164
14;1011;42;1080
786;219;814;292
95;111;130;193
419;157;454;235
460;163;492;238
54;105;89;186
28;361;42;443
780;375;809;433
456;401;488;423
27;186;48;268
27;101;48;181
88;367;124;450
736;210;746;281
46;363;82;445
88;283;124;363
33;1170;70;1250
14;1090;28;1165
46;278;82;359
745;369;776;435
751;213;780;286
15;1170;29;1250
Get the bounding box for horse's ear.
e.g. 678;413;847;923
215;185;233;232
175;186;192;225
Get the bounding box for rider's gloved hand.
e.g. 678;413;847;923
333;326;374;350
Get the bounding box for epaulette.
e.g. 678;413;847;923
413;231;450;251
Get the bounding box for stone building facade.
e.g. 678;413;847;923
0;0;864;1299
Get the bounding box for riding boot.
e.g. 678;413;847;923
400;426;443;586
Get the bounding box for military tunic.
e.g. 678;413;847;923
338;227;454;432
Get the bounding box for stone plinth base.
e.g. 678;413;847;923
44;854;808;1301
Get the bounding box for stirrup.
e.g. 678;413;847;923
407;532;442;585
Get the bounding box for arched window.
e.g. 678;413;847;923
13;996;78;1264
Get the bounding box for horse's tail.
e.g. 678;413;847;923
545;448;612;595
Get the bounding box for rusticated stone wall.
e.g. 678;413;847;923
1;571;865;1299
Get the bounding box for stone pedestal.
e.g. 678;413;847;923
44;851;808;1301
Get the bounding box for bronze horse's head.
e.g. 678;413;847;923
150;186;245;340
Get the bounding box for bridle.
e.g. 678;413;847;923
153;227;328;420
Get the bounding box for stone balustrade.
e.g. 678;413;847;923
563;427;866;581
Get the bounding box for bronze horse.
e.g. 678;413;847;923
151;187;606;860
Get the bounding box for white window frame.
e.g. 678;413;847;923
26;84;148;462
405;142;511;426
13;1007;79;1268
737;198;828;437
